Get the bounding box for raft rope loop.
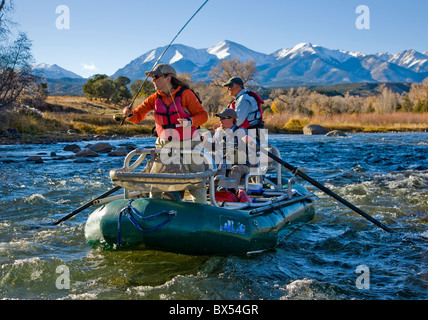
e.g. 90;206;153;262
117;199;177;247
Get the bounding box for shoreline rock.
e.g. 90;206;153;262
0;132;140;146
303;124;329;135
87;142;114;153
75;149;99;157
326;130;347;137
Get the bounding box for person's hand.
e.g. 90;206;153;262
242;135;255;147
213;123;221;130
178;118;193;127
122;106;133;118
201;131;212;142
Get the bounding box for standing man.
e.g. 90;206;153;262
222;77;264;138
122;63;208;203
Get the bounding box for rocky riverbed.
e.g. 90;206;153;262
0;127;149;146
1;141;137;164
1;124;349;146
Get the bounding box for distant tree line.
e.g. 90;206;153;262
267;82;428;116
195;59;428;115
83;74;156;105
90;57;427;115
1;0;427;118
191;59;428;115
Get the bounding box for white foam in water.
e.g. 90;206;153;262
12;257;41;266
62;292;98;300
1;133;426;300
280;279;341;300
25;194;50;204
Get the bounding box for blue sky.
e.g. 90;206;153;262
10;0;428;78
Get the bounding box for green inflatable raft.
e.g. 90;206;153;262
84;147;316;255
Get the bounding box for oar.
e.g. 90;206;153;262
256;144;395;234
50;186;122;226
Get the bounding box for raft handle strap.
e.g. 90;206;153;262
117;200;176;247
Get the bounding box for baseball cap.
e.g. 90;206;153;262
145;64;177;77
222;77;244;87
215;108;238;120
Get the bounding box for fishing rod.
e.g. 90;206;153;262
50;1;209;226
114;0;210;125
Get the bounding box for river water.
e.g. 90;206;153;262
0;132;426;300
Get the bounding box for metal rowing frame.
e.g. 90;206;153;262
96;147;314;212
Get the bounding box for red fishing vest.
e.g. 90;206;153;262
154;87;198;141
230;91;264;129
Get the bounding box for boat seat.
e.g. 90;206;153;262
214;175;237;188
110;169;216;193
240;145;283;191
110;148;217;193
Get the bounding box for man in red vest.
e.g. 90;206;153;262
222;77;264;130
221;77;265;144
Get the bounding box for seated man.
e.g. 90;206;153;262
202;109;257;201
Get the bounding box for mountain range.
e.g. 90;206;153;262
33;40;428;93
112;40;428;87
31;63;83;80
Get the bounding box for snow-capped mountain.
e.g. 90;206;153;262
272;42;357;63
112;40;274;82
113;43;218;81
375;50;428;73
112;40;428;87
207;40;275;66
31;63;83;79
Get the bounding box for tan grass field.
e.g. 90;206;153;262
2;96;427;143
42;96;428;134
264;111;428;133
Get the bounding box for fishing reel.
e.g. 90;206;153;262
113;114;124;123
113;114;126;125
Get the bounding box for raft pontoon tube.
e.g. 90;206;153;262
85;147;316;255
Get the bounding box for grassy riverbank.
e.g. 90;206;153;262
1;96;427;144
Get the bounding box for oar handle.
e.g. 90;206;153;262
52;186;122;226
257;145;395;234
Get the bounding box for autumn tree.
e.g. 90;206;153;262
191;82;224;114
408;82;428;113
0;1;42;110
209;58;258;87
0;0;14;41
0;32;36;108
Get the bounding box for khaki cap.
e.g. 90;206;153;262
145;64;177;77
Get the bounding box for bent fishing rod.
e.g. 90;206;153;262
114;0;210;125
50;1;209;227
